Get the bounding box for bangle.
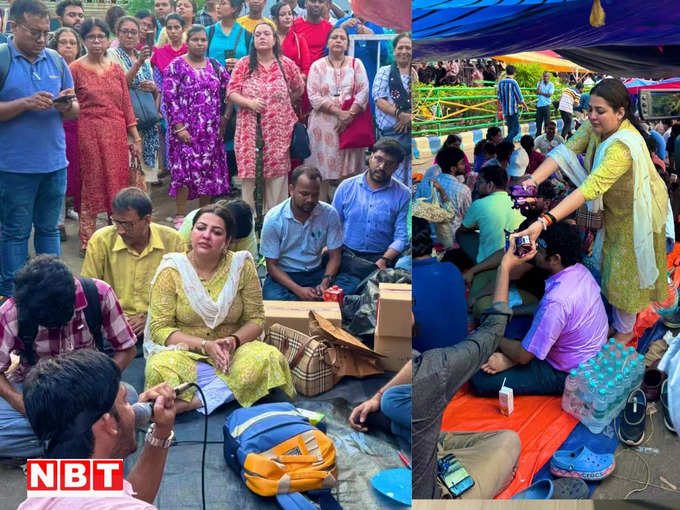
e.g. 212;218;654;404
230;333;241;350
537;216;549;231
545;212;557;224
132;138;142;143
201;339;207;355
173;126;187;135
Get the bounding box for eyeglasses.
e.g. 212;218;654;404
119;29;139;37
18;23;49;41
371;154;398;169
85;34;108;41
111;218;139;230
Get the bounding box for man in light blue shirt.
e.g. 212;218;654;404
535;71;554;136
497;65;526;143
0;0;79;298
332;138;410;292
261;165;348;301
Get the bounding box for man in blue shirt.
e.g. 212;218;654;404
535;71;554;137
497;65;526;143
332;138;410;292
0;0;79;298
261;165;349;301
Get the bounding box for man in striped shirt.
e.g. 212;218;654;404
558;83;583;138
497;65;526;143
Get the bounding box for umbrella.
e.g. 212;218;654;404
494;52;591;73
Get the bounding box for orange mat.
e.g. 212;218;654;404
441;384;578;499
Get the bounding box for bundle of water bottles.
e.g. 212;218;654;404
562;338;645;433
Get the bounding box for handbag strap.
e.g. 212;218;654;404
276;58;299;120
290;335;324;368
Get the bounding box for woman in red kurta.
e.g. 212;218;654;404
272;2;311;77
70;19;143;251
227;22;304;214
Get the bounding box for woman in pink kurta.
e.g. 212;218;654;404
227;22;304;214
70;19;142;251
305;27;369;201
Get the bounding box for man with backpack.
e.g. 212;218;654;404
0;0;79;300
0;256;137;458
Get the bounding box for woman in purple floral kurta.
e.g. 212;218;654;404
163;25;230;228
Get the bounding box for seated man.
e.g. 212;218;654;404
534;120;565;155
19;350;176;508
179;199;259;261
413;239;524;499
332;138;410;293
81;188;186;339
457;164;523;265
261;165;348;301
349;360;411;447
0;256;137;458
470;222;608;396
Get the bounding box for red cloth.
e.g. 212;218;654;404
292;17;332;63
70;61;136;216
526;150;546;175
151;43;187;72
441;384;578;499
281;30;311;75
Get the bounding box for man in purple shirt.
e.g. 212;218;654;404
469;222;608;396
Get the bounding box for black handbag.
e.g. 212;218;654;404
130;88;159;130
276;59;311;160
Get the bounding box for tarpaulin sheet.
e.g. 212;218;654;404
440;384;578;499
350;0;410;31
413;0;680;78
533;419;621;497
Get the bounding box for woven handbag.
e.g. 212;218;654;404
265;324;339;397
575;205;604;230
413;181;455;224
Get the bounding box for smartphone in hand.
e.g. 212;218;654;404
53;94;76;104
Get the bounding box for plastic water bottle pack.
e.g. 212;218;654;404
561;338;645;433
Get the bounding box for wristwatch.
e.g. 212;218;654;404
145;423;174;449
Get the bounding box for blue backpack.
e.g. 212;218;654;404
223;402;342;510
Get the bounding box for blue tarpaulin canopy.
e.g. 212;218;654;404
413;0;680;78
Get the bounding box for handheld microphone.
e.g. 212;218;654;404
133;382;192;429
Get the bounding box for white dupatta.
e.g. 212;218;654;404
143;251;253;358
548;126;666;289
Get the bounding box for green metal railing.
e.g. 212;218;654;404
413;84;565;137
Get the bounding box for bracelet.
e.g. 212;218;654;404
132;138;142;143
545;212;557;224
201;339;207;355
173;126;187;135
537;216;549;231
229;333;241;350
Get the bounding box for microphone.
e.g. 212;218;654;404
133;382;192;429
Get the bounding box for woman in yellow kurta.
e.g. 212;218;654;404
519;78;668;344
144;203;295;413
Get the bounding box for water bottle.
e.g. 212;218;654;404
593;388;608;427
626;347;637;363
608;351;617;363
563;370;578;413
629;361;640;388
602;358;609;368
608;337;616;345
602;344;611;355
616;343;625;359
596;352;605;362
615;374;625;401
615;360;622;372
605;380;617;412
622;367;632;391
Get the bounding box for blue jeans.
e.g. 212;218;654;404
469;349;567;397
504;114;520;143
535;106;550;136
0;169;66;296
0;383;44;458
262;265;358;300
381;384;411;446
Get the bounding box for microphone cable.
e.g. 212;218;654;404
181;383;208;510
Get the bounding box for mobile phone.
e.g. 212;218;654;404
224;49;235;61
437;454;475;497
146;31;155;47
53;94;76;104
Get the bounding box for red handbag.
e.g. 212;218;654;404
338;58;376;150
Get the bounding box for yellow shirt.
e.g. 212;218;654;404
236;15;276;33
81;223;186;317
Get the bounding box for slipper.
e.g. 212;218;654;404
552;477;588;499
550;446;615;481
511;479;553;499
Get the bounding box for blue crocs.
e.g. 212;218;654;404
511;479;554;499
550;446;614;481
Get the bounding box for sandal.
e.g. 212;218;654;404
616;389;647;446
511;479;553;499
550;446;614;481
552;477;588;499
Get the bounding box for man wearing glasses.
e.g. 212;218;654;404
82;188;185;345
0;0;79;301
331;138;410;293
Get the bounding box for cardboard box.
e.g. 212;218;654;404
376;283;412;337
264;301;342;334
374;322;411;372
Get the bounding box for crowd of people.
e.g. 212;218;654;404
0;0;413;505
412;76;678;498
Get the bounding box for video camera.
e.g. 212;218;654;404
638;89;680;121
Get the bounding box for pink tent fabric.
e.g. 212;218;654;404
350;0;410;31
